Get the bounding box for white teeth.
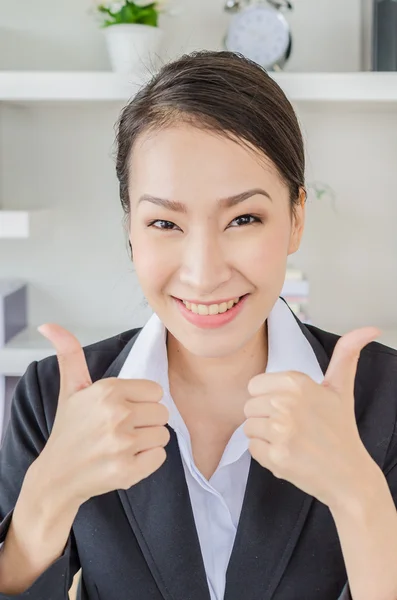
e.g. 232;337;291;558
182;297;240;316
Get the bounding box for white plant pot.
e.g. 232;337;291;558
104;23;164;75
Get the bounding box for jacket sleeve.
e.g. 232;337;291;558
336;418;397;600
0;360;81;599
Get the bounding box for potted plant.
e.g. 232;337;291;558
93;1;169;74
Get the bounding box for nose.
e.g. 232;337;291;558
178;228;232;295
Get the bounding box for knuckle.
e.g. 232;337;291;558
286;423;296;443
127;404;139;425
99;377;118;393
105;405;127;432
275;417;295;441
269;444;290;468
129;432;140;453
286;371;306;392
105;457;124;483
105;430;128;456
274;394;299;416
96;378;119;404
285;395;299;409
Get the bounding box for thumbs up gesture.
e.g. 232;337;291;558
35;324;170;507
243;327;382;511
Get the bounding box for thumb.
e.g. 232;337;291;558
37;323;92;401
323;326;381;397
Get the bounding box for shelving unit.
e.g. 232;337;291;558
0;211;30;238
0;71;146;103
0;210;51;239
0;71;397;103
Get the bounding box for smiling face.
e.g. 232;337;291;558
128;124;305;358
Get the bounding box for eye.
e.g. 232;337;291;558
228;214;263;227
148;220;181;231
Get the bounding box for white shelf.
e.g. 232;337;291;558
271;72;397;102
0;210;51;238
1;325;396;377
0;71;397;103
0;71;148;103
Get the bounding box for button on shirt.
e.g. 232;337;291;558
118;297;324;600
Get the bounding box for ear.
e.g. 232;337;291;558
288;188;306;255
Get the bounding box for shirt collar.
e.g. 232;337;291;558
266;298;324;384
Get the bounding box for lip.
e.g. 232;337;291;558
173;294;249;329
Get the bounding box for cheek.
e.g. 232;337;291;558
131;234;175;296
237;222;291;273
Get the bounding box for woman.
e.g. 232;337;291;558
0;50;396;600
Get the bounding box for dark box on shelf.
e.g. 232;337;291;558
373;0;397;71
0;279;27;443
0;279;27;346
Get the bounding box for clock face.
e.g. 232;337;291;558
225;5;290;69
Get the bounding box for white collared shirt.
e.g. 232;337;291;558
118;297;324;600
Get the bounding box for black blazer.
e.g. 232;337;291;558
1;306;397;600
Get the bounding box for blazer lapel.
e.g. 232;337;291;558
224;458;316;600
225;310;332;600
101;332;211;600
117;427;211;600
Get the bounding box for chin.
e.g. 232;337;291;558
169;320;260;359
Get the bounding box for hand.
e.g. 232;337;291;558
34;324;170;506
243;327;381;510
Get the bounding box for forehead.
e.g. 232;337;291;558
129;125;283;194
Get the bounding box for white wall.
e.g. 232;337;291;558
294;102;397;332
0;0;396;338
0;0;362;72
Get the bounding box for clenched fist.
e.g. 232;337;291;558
243;326;382;512
34;324;170;507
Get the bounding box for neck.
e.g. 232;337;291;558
166;322;268;398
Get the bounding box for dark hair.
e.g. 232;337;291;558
115;50;307;255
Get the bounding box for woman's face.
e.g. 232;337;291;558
129;124;305;358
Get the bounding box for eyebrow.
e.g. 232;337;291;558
137;188;272;213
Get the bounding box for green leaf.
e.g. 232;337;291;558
135;6;158;25
102;19;117;27
97;5;113;15
97;1;159;26
119;3;136;22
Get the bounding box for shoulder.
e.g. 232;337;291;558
306;321;397;370
305;321;397;397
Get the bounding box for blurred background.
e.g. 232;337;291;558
0;0;396;440
1;1;397;596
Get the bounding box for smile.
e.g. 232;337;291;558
181;297;241;315
172;294;249;330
